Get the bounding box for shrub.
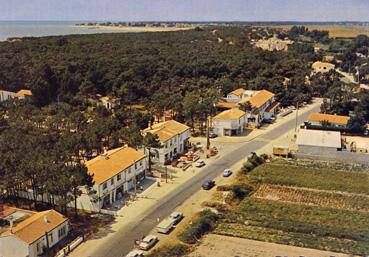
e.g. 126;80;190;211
148;244;190;257
216;184;233;191
179;209;219;244
242;161;255;173
232;184;254;200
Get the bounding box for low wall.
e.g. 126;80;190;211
294;151;369;165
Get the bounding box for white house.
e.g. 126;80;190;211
85;146;148;210
143;120;190;164
239;89;278;127
212;109;246;136
0;207;69;257
0;89;32;102
306;113;350;130
312;61;335;74
226;88;258;103
99;95;119;110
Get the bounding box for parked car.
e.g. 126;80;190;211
209;132;218;138
223;169;232;177
195;160;206;167
169;211;184;224
156;218;175;234
139;235;158;250
126;249;144;257
202;180;215;190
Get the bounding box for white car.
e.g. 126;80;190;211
169;211;184;224
139;235;158;250
126;249;144;257
195;160;206;167
223;169;232;177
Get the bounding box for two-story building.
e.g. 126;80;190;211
143;120;190;164
85;146;147;210
212;109;246;136
306;113;350;131
312;61;335;74
239;89;278;127
0;207;69;257
225;88;258;103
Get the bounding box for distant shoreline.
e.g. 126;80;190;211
74;25;193;32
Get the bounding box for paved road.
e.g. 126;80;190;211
87;104;320;257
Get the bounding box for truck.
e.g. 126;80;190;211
156;218;175;234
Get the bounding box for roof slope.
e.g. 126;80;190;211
143;120;189;142
312;61;335;68
296;129;341;148
240;90;275;108
86;147;146;184
2;210;67;245
16;90;32;96
308;113;350;125
229;88;246;96
213;109;246;120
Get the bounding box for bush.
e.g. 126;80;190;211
179;209;219;244
232;184;254;200
216;184;233;191
242;161;255;173
148;244;190;257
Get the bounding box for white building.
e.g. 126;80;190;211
99;95;119;110
312;61;335;74
0;89;32;102
239;89;279;127
212;109;246;136
296;129;342;156
0;207;69;257
226;88;258;103
143;120;190;164
85;146;148;210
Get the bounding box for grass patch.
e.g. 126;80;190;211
249;163;369;194
147;243;190;257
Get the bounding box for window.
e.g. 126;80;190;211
48;233;53;244
127;168;131;174
135;163;137;169
117;174;121;181
103;182;107;190
140;161;143;167
110;178;114;185
37;242;42;253
58;226;67;238
165;143;168;148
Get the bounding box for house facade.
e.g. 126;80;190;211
85;147;148;210
143;120;190;164
0;207;69;257
240;89;278;127
99;95;119;110
306;113;350;130
212;109;246;136
312;61;335;74
0;89;32;102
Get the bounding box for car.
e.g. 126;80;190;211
139;235;158;250
169;211;184;224
202;180;215;190
223;169;232;177
195;160;206;168
126;249;144;257
209;132;218;138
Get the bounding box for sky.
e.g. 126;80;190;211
1;0;369;22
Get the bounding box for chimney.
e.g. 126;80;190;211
43;216;49;223
9;218;14;233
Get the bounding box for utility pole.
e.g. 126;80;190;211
206;115;211;150
165;166;168;183
294;101;299;133
133;160;137;197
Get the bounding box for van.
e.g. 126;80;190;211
156;218;175;234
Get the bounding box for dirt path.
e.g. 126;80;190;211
189;234;351;257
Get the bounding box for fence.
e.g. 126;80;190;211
55;236;84;257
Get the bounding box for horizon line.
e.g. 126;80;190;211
1;20;369;23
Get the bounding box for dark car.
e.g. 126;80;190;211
202;180;215;190
209;133;218;138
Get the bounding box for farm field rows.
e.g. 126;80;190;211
215;160;369;255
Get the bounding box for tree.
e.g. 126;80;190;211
143;132;162;175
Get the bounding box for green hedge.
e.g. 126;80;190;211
179;209;219;244
147;244;190;257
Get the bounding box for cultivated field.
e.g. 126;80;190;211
271;25;369;38
214;160;369;255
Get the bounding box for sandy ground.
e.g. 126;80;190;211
189;234;351;257
75;25;193;32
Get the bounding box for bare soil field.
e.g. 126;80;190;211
253;184;369;211
270;25;369;38
189;234;351;257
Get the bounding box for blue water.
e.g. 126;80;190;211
0;21;131;41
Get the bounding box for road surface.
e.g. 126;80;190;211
82;104;320;257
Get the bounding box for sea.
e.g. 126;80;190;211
0;21;129;42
